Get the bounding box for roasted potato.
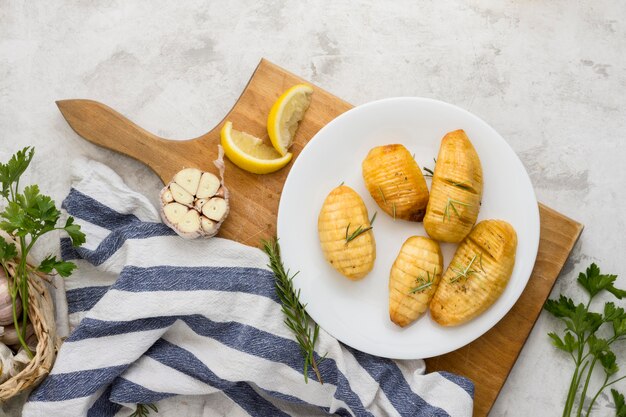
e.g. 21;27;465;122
318;185;376;280
362;144;429;221
424;130;483;242
430;220;517;326
389;236;443;327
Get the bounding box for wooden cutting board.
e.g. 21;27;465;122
57;59;583;416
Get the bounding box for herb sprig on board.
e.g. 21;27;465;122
262;238;326;384
545;263;626;417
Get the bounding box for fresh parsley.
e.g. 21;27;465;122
0;147;85;357
545;263;626;417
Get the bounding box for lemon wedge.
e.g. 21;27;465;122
221;121;293;174
267;84;313;156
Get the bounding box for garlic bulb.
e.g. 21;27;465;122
0;270;20;326
160;146;230;239
0;323;33;346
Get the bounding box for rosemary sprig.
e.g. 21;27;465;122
377;186;387;204
449;254;482;283
409;268;438;293
449;180;472;191
262;238;326;384
130;403;158;417
345;212;377;245
442;197;471;222
423;157;437;177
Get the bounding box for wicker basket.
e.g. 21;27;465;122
0;265;59;401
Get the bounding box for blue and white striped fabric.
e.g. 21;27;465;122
23;159;474;417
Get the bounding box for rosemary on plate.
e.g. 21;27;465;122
345;212;377;245
442;197;471;222
409;268;438;294
449;254;483;284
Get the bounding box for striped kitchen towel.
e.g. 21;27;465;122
23;159;474;417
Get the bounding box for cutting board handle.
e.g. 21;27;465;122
56;99;190;183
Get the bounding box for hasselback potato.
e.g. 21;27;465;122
424;130;483;243
430;220;517;326
318;185;376;280
389;236;443;327
362;144;429;221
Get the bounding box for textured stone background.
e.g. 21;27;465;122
1;1;625;416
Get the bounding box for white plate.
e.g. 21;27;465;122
277;97;539;359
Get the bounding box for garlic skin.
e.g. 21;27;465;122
159;146;230;239
0;270;20;326
0;324;33;346
0;343;31;383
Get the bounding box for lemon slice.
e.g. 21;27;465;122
267;84;313;156
221;121;293;174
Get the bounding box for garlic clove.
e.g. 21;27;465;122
161;189;174;204
202;198;228;222
196;172;221;198
178;210;201;234
194;198;208;211
169;183;194;206
201;217;216;234
163;203;188;225
173;168;202;195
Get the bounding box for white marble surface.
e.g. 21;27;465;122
1;1;625;416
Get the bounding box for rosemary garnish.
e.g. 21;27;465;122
262;239;326;384
409;268;438;293
442;198;471;222
449;254;484;283
449;181;472;191
130;404;158;417
345;212;377;245
377;186;387;204
423;157;437;177
339;181;344;186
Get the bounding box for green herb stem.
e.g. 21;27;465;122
262;238;326;384
576;358;597;417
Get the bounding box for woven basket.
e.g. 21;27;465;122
0;247;59;401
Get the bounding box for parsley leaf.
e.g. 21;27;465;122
578;263;620;299
544;295;577;319
612;389;626;417
63;216;86;247
0;147;34;198
0;238;17;262
37;255;77;278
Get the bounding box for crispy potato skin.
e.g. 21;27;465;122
430;220;517;326
318;185;376;280
389;236;443;327
362;144;429;221
424;130;483;242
